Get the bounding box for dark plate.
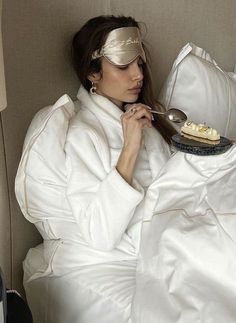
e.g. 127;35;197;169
171;134;233;155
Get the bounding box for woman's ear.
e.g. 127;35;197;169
87;72;101;83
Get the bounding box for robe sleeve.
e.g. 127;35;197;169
65;124;144;251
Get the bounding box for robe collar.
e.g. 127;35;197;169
77;86;123;127
76;86;171;180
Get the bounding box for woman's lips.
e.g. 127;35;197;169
128;87;142;93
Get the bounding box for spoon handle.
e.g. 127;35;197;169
149;110;165;115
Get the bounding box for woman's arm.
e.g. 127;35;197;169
116;103;152;184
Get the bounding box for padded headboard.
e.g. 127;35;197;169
0;0;235;295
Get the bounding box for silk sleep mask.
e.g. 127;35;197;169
91;27;146;66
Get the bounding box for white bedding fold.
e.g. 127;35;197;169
132;146;236;323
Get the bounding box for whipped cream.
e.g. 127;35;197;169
181;121;220;141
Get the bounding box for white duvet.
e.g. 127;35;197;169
132;145;236;323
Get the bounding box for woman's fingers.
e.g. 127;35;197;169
123;103;153;122
132;108;152;122
124;103;151;113
138;117;152;128
121;111;152;128
124;103;152;112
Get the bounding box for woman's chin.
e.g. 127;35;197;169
125;95;139;103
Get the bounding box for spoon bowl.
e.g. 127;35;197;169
151;108;187;123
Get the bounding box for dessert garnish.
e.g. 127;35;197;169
181;120;220;145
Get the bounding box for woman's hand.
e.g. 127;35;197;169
116;103;152;184
121;103;153;152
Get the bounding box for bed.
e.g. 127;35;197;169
15;43;236;323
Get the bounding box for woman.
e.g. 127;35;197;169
15;15;175;323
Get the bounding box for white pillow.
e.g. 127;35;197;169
158;43;236;139
15;94;76;225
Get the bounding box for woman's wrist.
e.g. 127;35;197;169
116;146;139;185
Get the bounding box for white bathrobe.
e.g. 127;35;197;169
15;86;171;323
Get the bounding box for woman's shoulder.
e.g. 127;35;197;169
68;102;106;139
66;102;110;160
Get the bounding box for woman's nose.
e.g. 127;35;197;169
130;61;143;81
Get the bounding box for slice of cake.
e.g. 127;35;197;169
181;121;220;145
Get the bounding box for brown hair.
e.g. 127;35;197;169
72;15;176;144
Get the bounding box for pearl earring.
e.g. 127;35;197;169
90;82;97;95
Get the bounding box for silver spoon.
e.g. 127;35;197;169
150;108;187;123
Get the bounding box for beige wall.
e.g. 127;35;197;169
0;0;235;295
111;0;236;92
0;116;11;287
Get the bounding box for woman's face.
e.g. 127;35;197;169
92;57;144;108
